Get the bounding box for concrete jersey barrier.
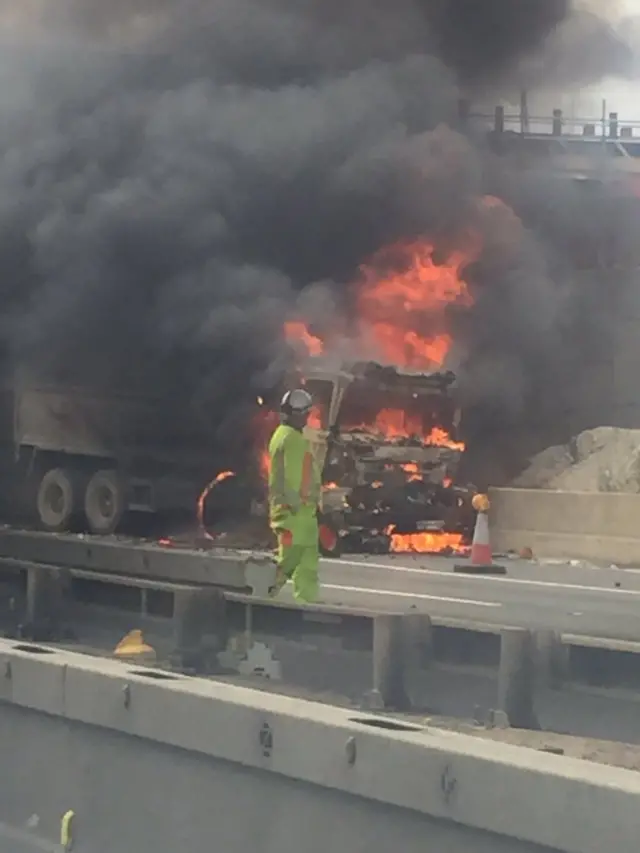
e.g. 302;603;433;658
489;487;640;564
0;640;638;852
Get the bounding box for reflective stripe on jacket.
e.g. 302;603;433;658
268;424;321;523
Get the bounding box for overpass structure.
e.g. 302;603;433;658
463;98;640;185
0;639;637;853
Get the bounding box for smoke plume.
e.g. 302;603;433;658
0;0;633;477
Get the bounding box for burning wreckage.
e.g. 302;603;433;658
222;236;481;556
1;236;476;553
298;357;473;555
252;236;480;556
202;355;474;556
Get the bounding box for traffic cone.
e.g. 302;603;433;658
454;495;506;575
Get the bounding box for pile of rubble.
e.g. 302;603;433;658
513;426;640;493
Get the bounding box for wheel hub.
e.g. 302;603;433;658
45;483;65;515
97;486;114;518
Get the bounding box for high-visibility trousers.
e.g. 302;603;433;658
271;507;319;603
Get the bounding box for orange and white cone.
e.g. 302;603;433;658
470;511;493;566
454;494;506;575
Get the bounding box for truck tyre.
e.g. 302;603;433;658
84;470;126;535
36;468;77;532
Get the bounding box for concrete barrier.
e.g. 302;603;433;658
0;639;639;853
489;487;640;564
0;529;276;591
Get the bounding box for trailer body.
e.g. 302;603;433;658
0;382;215;533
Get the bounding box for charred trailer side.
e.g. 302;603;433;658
0;383;215;534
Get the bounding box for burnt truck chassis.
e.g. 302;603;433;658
319;434;475;555
287;359;477;555
327;483;474;554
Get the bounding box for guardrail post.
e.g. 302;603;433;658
23;566;71;641
402;613;433;707
403;609;432;662
498;628;539;729
535;630;568;689
370;615;411;710
170;588;228;673
368;613;431;710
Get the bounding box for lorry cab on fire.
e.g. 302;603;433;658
296;358;472;554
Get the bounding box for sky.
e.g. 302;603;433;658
536;0;640;120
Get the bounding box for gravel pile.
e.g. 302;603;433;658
513;426;640;493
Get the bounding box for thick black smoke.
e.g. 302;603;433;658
420;0;569;83
0;0;632;476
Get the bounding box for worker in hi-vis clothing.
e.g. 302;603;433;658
268;388;321;602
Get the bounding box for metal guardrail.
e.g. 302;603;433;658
465;101;640;141
0;548;639;716
0;528;276;593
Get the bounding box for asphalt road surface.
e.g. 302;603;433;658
0;821;57;853
302;553;640;642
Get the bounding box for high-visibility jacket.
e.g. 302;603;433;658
268;424;321;529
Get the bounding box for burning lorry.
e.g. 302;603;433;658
297;357;474;555
0;358;473;555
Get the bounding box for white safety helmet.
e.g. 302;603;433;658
280;388;313;416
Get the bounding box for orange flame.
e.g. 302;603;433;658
197;470;236;540
308;405;323;429
285;238;476;368
253;402;279;482
284;321;323;356
427;426;465;451
357;241;474;369
260;450;270;479
401;461;422;482
350;410;464;449
386;526;465;554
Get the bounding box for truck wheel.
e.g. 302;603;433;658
84;470;125;535
36;468;77;532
